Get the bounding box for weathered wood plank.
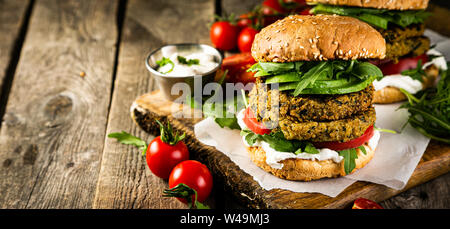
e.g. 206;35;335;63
0;0;118;208
0;0;31;107
221;0;261;16
93;0;215;209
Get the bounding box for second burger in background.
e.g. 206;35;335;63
307;0;447;103
238;15;385;181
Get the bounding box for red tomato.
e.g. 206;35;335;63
238;27;259;53
299;7;312;15
169;160;213;204
312;126;374;151
262;0;286;14
237;13;256;31
376;54;428;76
210;21;239;51
221;52;257;84
146;136;189;179
243;107;271;135
352;198;383;209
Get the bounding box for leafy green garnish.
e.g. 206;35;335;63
156;120;186;145
240;129;322;154
248;60;382;95
401;60;425;82
108;131;148;155
156;57;175;74
310;4;431;29
163;183;210;209
338;148;359;175
399;63;450;144
177;55;200;66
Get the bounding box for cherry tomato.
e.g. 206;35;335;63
312;126;374;151
210;21;239;51
169;160;213;204
376;54;429;76
238;27;259;53
221;52;257;84
237;13;256;31
299;7;312;15
352;198;383;209
146;136;189;179
262;0;286;14
243;107;271;135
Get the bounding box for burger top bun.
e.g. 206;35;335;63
306;0;429;10
251;15;386;63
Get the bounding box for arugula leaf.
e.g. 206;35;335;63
293;62;329;96
108;131;147;155
240;129;322;154
401;60;425;82
399;62;450;144
338;148;358;175
311;4;431;29
156;57;175;74
177;55;200;66
250;60;382;95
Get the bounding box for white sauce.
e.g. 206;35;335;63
157;52;218;76
373;49;448;94
373;75;423;94
236;109;381;169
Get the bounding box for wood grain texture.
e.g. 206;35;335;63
0;0;30;99
130;91;450;209
93;0;214;209
0;0;118;208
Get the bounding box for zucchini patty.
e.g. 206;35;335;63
279;106;376;142
249;78;374;123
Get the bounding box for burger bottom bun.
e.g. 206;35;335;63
373;64;439;104
247;144;375;181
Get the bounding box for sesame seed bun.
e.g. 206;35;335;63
251;15;386;62
373;64;439;104
306;0;429;10
247;143;375;181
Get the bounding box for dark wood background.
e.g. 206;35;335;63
0;0;448;209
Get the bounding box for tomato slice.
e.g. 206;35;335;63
312;126;374;151
221;52;257;84
352;198;383;209
243;107;271;135
373;54;429;76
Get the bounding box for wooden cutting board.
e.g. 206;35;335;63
130;90;450;209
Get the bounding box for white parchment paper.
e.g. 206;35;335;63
193;30;448;197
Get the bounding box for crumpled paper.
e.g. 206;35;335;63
193;30;447;197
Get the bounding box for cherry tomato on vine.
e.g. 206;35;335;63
237;13;256;30
210;21;239;51
146;120;189;179
169;160;213;204
238;27;259;53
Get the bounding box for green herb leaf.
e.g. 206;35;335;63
108;131;148;155
339;148;358;175
293;62;329;96
163;183;210;209
399;62;450;144
177;55;200;66
311;4;431;29
156;120;186;146
401;60;425;82
156;57;175;74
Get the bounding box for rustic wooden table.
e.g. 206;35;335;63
0;0;448;209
